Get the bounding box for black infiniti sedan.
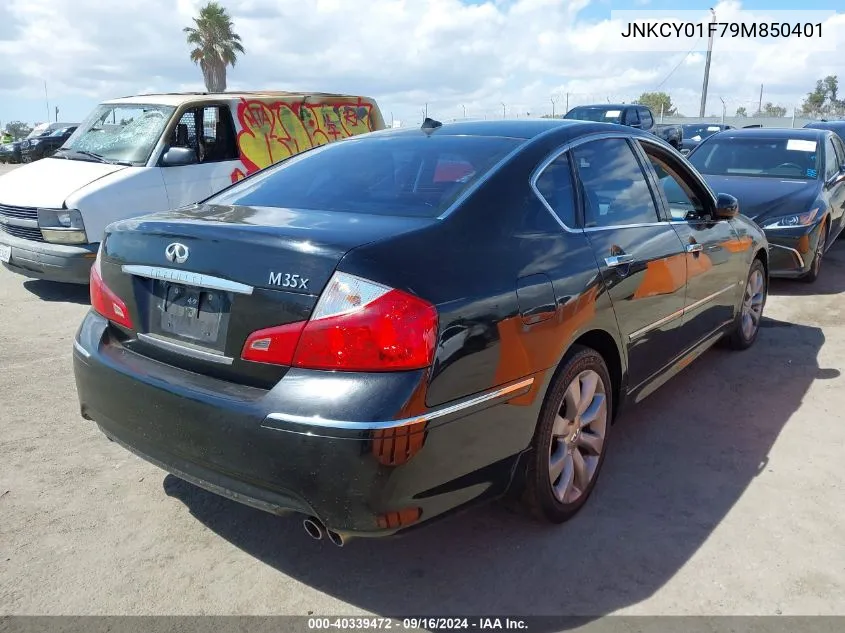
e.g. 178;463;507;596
688;127;845;282
20;125;77;162
73;119;768;543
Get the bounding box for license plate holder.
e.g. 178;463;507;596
154;281;230;347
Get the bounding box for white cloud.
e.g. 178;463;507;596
0;0;843;123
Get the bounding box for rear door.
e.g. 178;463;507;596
823;134;845;240
572;136;688;389
635;138;744;345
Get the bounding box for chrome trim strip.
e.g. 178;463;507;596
683;283;737;315
629;308;684;342
137;333;234;365
629;283;737;341
768;243;805;268
72;339;91;358
262;377;535;431
122;265;254;295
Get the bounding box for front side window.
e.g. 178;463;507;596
210;135;522;218
688;136;822;180
572;138;660;228
62;104;176;165
625;109;641;126
824;138;839;181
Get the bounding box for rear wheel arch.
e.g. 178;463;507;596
553;329;623;424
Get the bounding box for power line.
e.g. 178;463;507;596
654;40;702;92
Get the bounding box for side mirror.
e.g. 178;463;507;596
714;193;739;219
161;146;197;167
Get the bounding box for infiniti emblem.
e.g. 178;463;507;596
165;242;189;264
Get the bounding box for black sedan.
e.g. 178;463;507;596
688;127;845;282
73;119;768;543
20;125;77;162
679;123;733;155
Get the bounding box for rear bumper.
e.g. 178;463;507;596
0;233;97;284
72;312;540;537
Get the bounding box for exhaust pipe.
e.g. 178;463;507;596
326;530;345;547
302;518;324;540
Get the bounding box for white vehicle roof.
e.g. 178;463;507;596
101;91;374;107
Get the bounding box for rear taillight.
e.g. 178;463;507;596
90;249;133;329
241;272;438;371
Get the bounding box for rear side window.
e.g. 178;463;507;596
572;138;659;228
210;135;522;218
534;152;577;227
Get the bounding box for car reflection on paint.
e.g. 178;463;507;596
73;118;768;544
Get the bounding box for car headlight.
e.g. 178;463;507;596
761;208;820;229
37;208;88;244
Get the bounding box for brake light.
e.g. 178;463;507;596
241;272;438;371
90;250;133;329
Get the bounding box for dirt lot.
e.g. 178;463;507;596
1;169;845;617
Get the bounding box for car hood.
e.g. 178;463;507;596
700;174;822;223
0;157;127;207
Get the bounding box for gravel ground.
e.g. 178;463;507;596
1;162;844;619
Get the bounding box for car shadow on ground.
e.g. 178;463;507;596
163;316;829;628
22;279;89;304
769;238;845;297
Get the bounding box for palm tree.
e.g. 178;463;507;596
183;1;245;93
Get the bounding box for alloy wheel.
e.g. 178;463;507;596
741;268;765;340
548;369;608;504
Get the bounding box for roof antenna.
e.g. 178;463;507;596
421;117;443;132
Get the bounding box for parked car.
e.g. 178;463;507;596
679;123;733;155
688;127;845;282
564;104;683;150
73;119;768;543
0;122;76;164
0;91;385;285
20;125;77;163
804;119;845;141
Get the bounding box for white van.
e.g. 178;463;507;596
0;91;385;284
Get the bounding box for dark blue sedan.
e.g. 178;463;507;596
688;127;845;282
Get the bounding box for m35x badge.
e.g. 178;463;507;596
165;242;189;264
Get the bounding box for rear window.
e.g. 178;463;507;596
564;107;624;123
689;137;822;180
210;135;522;218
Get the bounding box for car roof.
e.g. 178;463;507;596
102;91;376;107
568;103;633;110
360;118;637;141
711;127;830;141
804;120;845;131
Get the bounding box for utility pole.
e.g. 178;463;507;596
461;104;467;119
55;106;59;122
660;103;664;123
719;97;726;125
757;84;763;115
501;102;506;118
424;102;428;119
565;93;570;113
550;96;557;118
44;80;50;123
699;8;716;117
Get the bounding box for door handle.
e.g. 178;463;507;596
605;253;635;267
686;243;703;253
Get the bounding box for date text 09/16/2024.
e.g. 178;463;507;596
621;21;822;38
307;617;528;630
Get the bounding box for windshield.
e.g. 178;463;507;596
689;137;822;180
60;104;175;164
209;134;522;218
27;126;49;139
564;107;624;123
682;124;725;141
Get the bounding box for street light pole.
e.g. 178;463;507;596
719;97;726;125
698;8;716;118
501;102;506;118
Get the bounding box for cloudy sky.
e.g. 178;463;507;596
0;0;842;127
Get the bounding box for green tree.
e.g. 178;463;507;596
5;121;32;140
183;1;245;93
761;102;787;117
634;91;676;116
801;75;842;116
735;106;747;117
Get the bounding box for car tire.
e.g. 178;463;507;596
522;345;613;523
727;258;767;350
802;222;827;284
